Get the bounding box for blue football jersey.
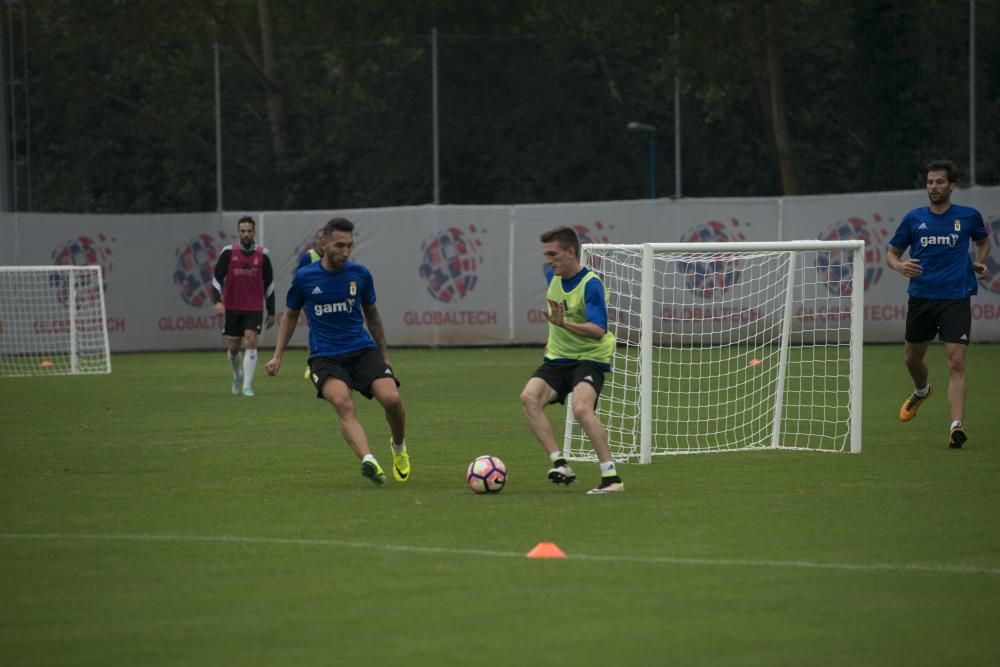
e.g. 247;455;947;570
888;203;987;299
286;260;377;357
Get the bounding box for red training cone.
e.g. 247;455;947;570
526;542;567;559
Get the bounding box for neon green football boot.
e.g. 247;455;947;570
361;459;386;486
391;443;411;483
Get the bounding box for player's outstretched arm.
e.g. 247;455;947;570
265;309;300;376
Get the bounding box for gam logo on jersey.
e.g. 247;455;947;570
677;218;748;299
418;225;485;303
173;231;230;307
919;233;959;248
314;299;356;316
815;215;890;296
50;233;116;307
977;216;1000;295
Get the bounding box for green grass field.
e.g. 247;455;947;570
2;345;999;666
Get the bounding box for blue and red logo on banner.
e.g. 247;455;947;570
815;215;890;296
50;233;116;307
174;231;230;307
419;225;484;303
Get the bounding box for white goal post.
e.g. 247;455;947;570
0;265;112;377
564;240;864;462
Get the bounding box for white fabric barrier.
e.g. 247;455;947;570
1;187;998;351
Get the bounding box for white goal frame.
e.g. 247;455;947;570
0;265;112;377
564;240;864;462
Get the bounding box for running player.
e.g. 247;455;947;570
887;159;990;448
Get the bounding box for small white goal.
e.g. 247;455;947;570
563;240;864;462
0;265;112;377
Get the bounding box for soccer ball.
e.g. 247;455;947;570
466;455;507;494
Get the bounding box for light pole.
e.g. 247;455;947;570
627;121;656;199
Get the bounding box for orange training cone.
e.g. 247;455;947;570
748;358;761;366
526;542;567;559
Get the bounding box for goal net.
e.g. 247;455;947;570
0;266;112;377
563;241;863;462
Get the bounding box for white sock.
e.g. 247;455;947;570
951;420;962;430
599;460;617;476
362;453;377;464
228;350;241;376
242;349;257;389
391;439;406;455
914;386;929;398
549;451;563;463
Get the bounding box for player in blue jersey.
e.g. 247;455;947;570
887;159;990;448
296;228;325;272
265;217;410;486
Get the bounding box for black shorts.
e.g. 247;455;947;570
309;347;400;400
531;360;607;405
904;296;972;345
223;310;263;338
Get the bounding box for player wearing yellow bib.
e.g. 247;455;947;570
520;226;623;495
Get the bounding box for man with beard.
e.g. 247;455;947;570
265;217;409;487
212;215;276;397
887;160;990;448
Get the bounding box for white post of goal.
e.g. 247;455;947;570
850;247;864;454
769;250;798;449
97;266;112;373
68;269;79;373
639;244;654;464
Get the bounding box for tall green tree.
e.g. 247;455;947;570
7;0;998;212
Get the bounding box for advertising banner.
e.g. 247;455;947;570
2;187;998;350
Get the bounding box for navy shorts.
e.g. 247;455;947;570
309;347;400;399
530;360;607;405
904;296;972;345
223;310;263;338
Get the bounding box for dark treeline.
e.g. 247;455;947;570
5;0;999;213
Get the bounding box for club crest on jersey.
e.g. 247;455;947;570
349;281;357;296
954;220;961;232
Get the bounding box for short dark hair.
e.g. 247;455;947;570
237;215;256;228
540;225;580;258
324;217;355;235
926;159;959;184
